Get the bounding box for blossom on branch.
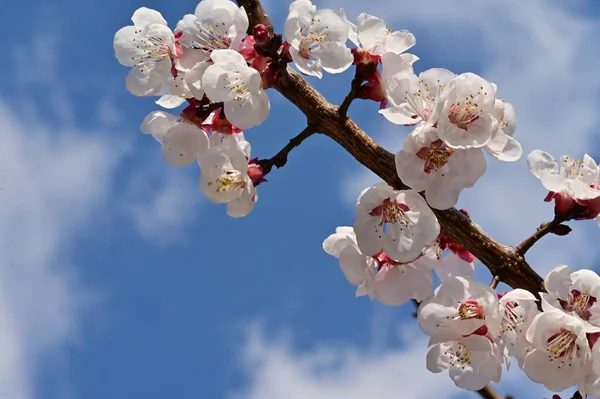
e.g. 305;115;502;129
202;49;270;129
419;276;503;390
114;7;182;96
284;0;353;78
345;13;416;65
140;110;209;166
394;125;487;210
323;226;433;305
353;183;440;262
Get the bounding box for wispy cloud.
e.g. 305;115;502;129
0;99;125;398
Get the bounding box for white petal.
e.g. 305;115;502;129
125;60;171;96
527;150;558;179
384;30;416;55
162;123;209;166
356;13;387;50
313;41;353;74
224;89;270;130
140;110;178;141
132;7;167;26
156;95;186;109
226;182;256;218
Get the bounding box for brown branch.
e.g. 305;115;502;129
490;275;500;289
257;125;316;176
476;385;504;399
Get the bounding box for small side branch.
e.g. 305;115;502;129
338;63;378;118
476;385;504;399
257;125;317;176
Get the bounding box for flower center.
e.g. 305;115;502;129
448;88;487;130
224;75;252;105
369;198;410;224
560;289;596;320
500;301;526;335
416;139;455;174
207;169;246;194
133;31;172;65
445;341;472;367
559;157;587;180
546;328;579;368
192;22;232;51
298;19;329;58
403;82;436;122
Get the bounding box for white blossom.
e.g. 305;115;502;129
528;150;600;200
542;265;600;330
198;137;257;217
353;183;440;262
114;7;181;96
202;49;270;129
381;68;455;126
140;111;209;166
175;0;248;53
395;126;486;210
435;72;498;149
485;99;522;162
497;289;538;364
323;227;433;305
419;276;502;390
284;0;353;78
348;13;415;60
521;310;592;393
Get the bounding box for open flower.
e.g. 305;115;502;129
497;289;538;364
419;276;502;390
528;150;600;202
114;7;181;96
395;126;486;210
284;0;353;78
202;49;270;129
353;183;440;262
198;137;257;217
521;310;592;393
175;0;248;53
346;13;415;64
140;110;209;166
435;73;498;149
485;99;522;162
380;68;455;127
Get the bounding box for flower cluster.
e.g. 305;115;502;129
115;1;600;396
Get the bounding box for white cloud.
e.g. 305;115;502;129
232;322;569;399
0;99;125;398
123;162;203;246
334;0;600;275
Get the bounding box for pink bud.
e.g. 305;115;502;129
253;24;270;46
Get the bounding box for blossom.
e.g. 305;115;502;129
485;99;522;162
175;0;248;53
284;0;353;78
419;276;502;390
497;289;538;363
353;183;440;262
114;7;182;96
395;126;486;210
202;49;270;129
521;310;592;393
435;72;498;149
380;68;455;126
542;265;600;329
198;137;258;217
347;13;416;64
140;110;209;166
528;150;600;204
323;227;433;305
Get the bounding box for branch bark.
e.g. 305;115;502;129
476;385;504;399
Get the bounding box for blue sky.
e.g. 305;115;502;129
1;0;600;398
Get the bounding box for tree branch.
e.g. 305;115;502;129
476;385;504;399
237;0;272;34
257;125;316;176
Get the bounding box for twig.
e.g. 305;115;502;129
257;125;316;176
338;63;378;118
514;203;587;256
476;385;504;399
490;275;500;289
